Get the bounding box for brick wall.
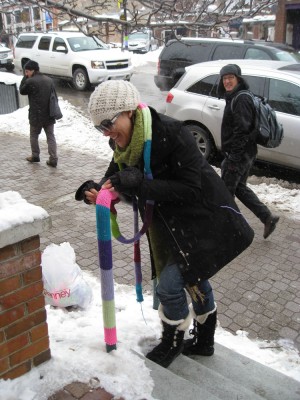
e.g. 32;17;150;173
275;0;287;43
0;235;51;380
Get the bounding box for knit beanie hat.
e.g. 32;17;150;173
88;81;141;126
24;60;39;71
217;63;248;97
219;63;242;79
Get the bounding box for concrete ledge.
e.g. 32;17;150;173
0;216;52;249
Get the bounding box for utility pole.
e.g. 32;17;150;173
123;0;128;51
119;0;128;51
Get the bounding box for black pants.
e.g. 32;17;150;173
221;155;271;224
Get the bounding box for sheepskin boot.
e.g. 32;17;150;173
146;305;192;368
182;304;217;356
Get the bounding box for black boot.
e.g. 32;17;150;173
146;306;191;368
182;309;217;356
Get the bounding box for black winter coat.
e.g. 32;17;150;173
221;81;257;163
102;108;254;284
20;72;55;127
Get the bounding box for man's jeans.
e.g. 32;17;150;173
30;124;57;162
156;263;215;321
221;155;270;224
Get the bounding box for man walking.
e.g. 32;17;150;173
20;60;58;168
218;63;279;239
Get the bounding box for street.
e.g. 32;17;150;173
12;61;300;184
53;61;167;117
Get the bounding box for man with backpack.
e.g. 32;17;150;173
217;63;279;239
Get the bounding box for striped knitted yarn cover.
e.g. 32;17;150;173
96;103;154;352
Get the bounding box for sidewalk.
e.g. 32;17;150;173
1;131;300;399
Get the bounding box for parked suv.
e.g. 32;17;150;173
165;59;300;171
0;43;14;72
14;32;133;90
155;38;300;91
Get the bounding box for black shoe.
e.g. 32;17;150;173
182;311;217;357
26;156;40;163
146;340;184;368
46;160;57;168
146;321;185;368
263;215;279;239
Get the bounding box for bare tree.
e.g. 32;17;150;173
0;0;278;43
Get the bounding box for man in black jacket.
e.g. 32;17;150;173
20;60;58;168
218;64;279;239
76;80;254;368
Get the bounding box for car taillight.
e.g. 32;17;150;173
166;92;174;103
157;59;160;74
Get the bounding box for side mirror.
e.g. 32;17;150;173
56;46;67;53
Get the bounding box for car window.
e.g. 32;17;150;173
38;36;51;51
211;45;243;60
129;33;149;40
67;36;107;52
16;35;38;49
272;50;300;62
186;74;219;97
243;75;266;97
268;79;300;116
244;48;272;60
162;41;212;63
52;37;67;52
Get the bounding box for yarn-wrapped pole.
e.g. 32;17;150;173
96;189;119;353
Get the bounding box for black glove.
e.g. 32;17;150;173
75;180;101;204
109;167;143;196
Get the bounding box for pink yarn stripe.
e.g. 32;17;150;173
104;327;117;346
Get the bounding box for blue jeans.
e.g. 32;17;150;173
156;263;215;321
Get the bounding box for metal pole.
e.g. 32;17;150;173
123;0;128;51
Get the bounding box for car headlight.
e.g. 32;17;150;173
91;61;105;69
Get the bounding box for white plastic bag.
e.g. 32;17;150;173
41;242;92;309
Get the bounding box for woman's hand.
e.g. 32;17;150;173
101;180;114;191
84;188;99;204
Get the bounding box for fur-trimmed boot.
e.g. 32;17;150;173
182;305;217;356
146;305;192;368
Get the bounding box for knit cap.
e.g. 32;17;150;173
24;60;39;71
88;81;141;126
219;63;242;79
217;63;248;97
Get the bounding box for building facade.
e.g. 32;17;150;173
275;0;300;49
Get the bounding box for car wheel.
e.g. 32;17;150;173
72;68;90;91
185;124;215;160
6;64;14;72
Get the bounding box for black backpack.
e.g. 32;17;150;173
231;90;284;148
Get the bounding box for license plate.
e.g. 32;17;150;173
110;76;125;80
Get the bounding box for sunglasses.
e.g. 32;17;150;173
94;112;122;134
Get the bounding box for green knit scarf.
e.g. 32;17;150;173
113;108;145;166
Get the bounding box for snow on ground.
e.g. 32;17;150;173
0;244;299;400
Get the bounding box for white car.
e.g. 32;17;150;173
0;43;14;71
14;32;133;91
128;31;158;53
165;59;300;171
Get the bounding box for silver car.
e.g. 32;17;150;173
165;59;300;171
128;31;158;53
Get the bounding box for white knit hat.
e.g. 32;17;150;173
88;80;141;126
